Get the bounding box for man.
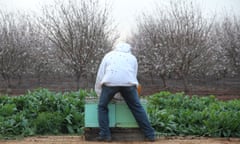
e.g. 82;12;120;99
95;42;155;142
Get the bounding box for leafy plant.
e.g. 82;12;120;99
147;91;240;137
34;112;63;134
0;88;94;138
1;89;240;138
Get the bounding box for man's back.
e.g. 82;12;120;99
101;50;138;86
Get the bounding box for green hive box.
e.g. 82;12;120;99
84;98;147;128
84;102;116;127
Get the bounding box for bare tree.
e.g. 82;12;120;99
132;12;176;88
40;0;116;89
133;1;215;91
25;17;58;85
0;11;33;88
216;16;240;76
166;1;216;91
29;42;56;85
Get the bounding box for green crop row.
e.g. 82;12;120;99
0;88;96;139
147;91;240;137
1;89;240;139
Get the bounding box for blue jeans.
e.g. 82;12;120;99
98;85;155;139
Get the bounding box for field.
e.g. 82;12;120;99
1;76;240;144
1;136;240;144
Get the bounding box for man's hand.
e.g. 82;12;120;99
137;84;142;95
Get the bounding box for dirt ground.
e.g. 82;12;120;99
1;136;240;144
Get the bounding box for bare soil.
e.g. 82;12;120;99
1;136;240;144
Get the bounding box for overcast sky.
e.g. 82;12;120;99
0;0;240;40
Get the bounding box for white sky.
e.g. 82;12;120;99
0;0;240;40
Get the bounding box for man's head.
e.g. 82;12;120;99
113;42;132;53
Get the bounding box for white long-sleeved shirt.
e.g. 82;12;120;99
95;43;139;96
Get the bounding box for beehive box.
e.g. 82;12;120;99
84;102;116;127
115;101;139;127
84;98;147;128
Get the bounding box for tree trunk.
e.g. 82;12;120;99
182;75;189;92
76;74;80;90
36;73;41;86
17;75;22;86
159;74;167;89
150;73;154;85
2;73;12;88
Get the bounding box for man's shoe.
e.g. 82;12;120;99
96;136;112;142
145;137;155;142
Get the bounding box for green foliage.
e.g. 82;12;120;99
147;91;240;137
0;103;17;117
34;112;63;134
1;89;240;138
0;88;96;139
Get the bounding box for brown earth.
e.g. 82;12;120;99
1;136;240;144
